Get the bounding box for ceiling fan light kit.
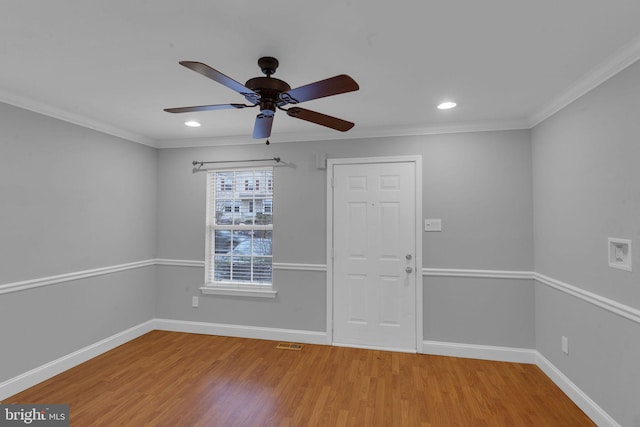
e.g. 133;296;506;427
164;57;359;139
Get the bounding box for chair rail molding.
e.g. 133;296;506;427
0;260;156;295
3;262;638;327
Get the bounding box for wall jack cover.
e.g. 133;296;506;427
608;237;632;271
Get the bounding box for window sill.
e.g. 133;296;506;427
200;284;277;298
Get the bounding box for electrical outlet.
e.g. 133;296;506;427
561;336;569;355
192;296;199;308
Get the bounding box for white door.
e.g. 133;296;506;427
332;161;417;351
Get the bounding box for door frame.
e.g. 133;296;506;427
326;155;423;353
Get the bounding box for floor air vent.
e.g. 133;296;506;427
276;343;303;351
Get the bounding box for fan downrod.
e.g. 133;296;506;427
258;57;279;76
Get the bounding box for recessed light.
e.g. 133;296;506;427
184;121;201;127
437;101;457;110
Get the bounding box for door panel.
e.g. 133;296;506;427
348;276;367;323
332;161;416;351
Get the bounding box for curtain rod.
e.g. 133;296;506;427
192;157;281;169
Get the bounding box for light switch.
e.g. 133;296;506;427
424;218;442;232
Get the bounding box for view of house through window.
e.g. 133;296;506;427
206;168;273;286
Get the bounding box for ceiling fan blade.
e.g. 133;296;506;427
253;113;274;139
279;74;359;104
179;61;259;101
286;107;354;132
164;103;249;113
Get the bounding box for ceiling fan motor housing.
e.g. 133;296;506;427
245;76;291;116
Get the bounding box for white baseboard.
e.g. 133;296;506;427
153;318;329;345
0;320;155;401
422;340;537;364
535;352;620;427
422;340;619;427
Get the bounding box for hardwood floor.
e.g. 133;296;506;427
4;331;595;426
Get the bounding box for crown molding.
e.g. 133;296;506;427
156;118;530;149
528;34;640;128
4;32;640;148
0;89;528;150
0;89;158;148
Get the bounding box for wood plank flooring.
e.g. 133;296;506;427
4;331;595;426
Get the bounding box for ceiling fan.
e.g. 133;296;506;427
164;57;359;139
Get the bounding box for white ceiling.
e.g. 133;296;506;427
2;1;640;148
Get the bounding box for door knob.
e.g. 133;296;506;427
406;254;412;260
405;266;413;274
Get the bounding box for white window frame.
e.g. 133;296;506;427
200;167;276;298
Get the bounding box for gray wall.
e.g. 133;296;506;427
532;59;640;426
0;103;158;383
424;277;534;348
156;130;535;347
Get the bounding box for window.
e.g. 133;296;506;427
204;168;274;296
